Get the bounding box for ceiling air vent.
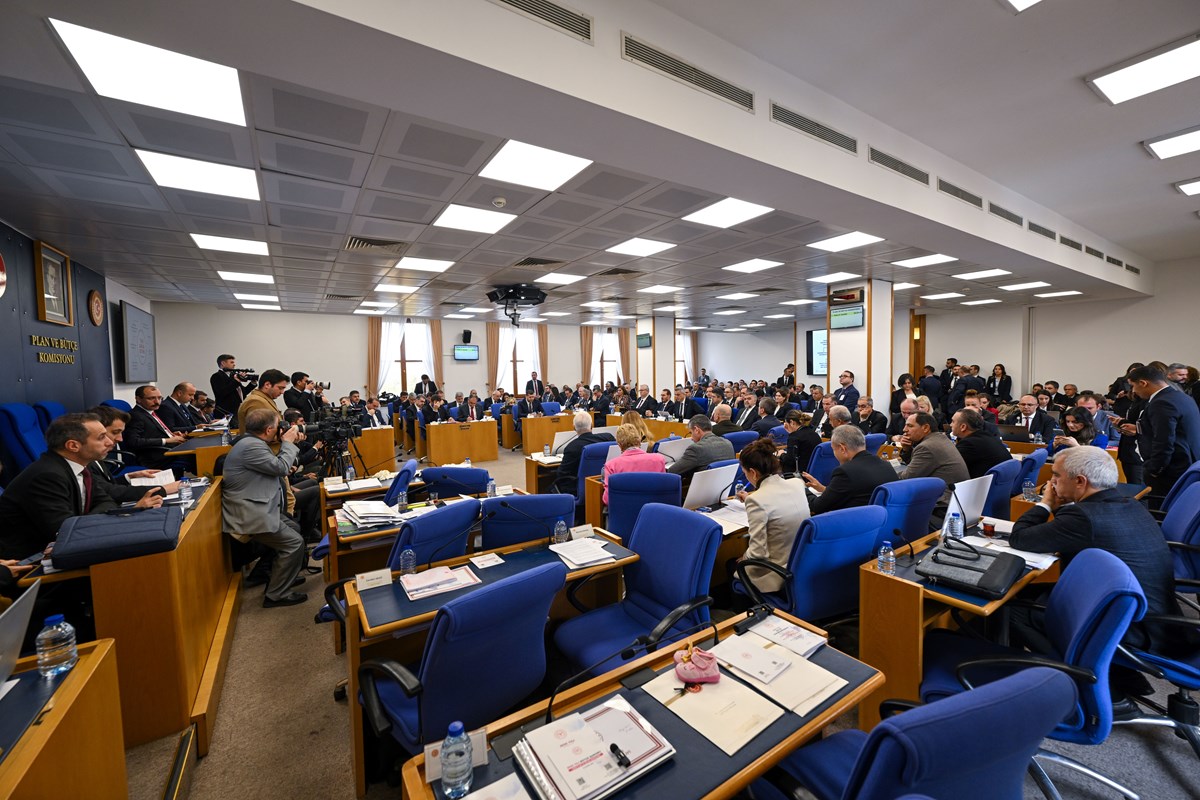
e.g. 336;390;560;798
622;34;754;112
1028;221;1056;240
868;148;929;185
513;256;563;268
1059;235;1082;251
489;0;592;41
345;236;408;254
325;294;366;301
937;178;983;209
1085;246;1104;259
595;268;639;277
1126;264;1141;275
988;202;1023;226
770;102;857;154
1106;255;1123;267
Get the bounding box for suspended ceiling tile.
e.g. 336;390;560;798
0;125;146;180
362;155;468;200
28;167;169;211
257;130;371;185
248;76;388;153
626;182;720;217
105;100;253;166
266;203;350;233
589;207;672;236
161;189;266;224
356;189;441;224
346;215;423;242
559;164;660;205
262;171;358;213
267;228;343;249
378;112;501;173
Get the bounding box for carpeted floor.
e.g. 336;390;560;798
124;446;1200;800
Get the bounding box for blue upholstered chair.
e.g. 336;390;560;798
920;549;1146;800
100;398;132;412
869;477;945;552
541;401;561;415
1011;447;1048;497
722;430;757;455
383;459;419;507
768;424;788;445
1153;460;1200;519
385;497;481;568
864;432;886;454
509;403;522;434
359;562;567;752
489;402;504;421
754;668;1077;800
419;467;490;497
554;504;722;675
32;401;66;433
703;458;747;490
693;397;708;413
982;460;1021;519
733;505;887;622
805;442;839;486
1160;483;1200;612
0;403;47;471
480;493;574;549
605;472;681;542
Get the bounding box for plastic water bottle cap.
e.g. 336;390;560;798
45;614;65;626
448;721;465;737
881;541;891;547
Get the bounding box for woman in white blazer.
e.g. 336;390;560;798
734;438;810;595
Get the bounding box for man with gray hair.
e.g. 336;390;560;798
554;410;615;494
827;404;853;430
667;414;735;479
631;383;658;416
711;403;741;436
803;424;897;514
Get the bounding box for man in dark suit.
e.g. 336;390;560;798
887;398;918;441
524;371;545;397
456;395;486;422
962;395;1001;438
363;397;390;428
284;372;322;419
750;398;782;438
554;412;615;494
1004;395;1057;443
89;405;180;502
1131;364;1200;496
853;397;888;435
209;353;254;419
514;390;542;433
666;386;701;422
423;396;452;424
158;382;200;431
414;374;438;397
939;358;958;399
946;369;984;415
952;409;1011;479
918;366;942;406
803;425;898;514
833;370;860;410
630;384;659;417
711;404;741;437
809;395;833;435
777;363;797;389
733;395;759;429
126;385;188;468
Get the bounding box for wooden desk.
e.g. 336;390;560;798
521;413;572;454
344;534;636;796
584;474;604;528
603;414;689;442
525;456;559;493
501;413;521;449
168;437;230;478
399;612;883;800
857;531;1051;729
426;419;498;465
348;426;396;476
0;640;128;800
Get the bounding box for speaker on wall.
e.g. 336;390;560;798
462;329;472;344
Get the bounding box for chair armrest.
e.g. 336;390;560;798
358;658;422;737
1140;613;1200;630
879;698;923;718
1115;644;1167;680
955;655;1096;690
731;558;793;612
565;575;596;614
320;577;354;624
644;596;713;651
1167;541;1200;555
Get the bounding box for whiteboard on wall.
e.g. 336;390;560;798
806;329;828;376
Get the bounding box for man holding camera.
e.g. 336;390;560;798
238;370;291;432
284;372;322;419
210;354;256;419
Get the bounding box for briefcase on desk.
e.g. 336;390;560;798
52;506;184;569
914;537;1025;600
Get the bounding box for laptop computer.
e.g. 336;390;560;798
654;437;693;465
997;424;1031;442
945;474;994;530
683;463;740;510
0;579;40;689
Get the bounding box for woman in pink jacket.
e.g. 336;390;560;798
602;423;665;504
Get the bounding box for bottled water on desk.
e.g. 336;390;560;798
36;615;78;679
877;541;896;576
486;479;497;497
464;457;471;468
1032;432;1044;445
399;548;417;575
178;476;192;505
553;519;570;544
397;491;408;512
1022;480;1037;502
344;464;356;482
221;429;231;446
542;444;551;457
440;720;473;798
944;512;964;541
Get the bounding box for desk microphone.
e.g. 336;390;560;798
419;506;484;567
498;498;556;546
552;434;578;456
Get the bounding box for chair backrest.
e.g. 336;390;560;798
384;459;419;506
100;398;132;412
768;425;788;445
1161;460;1200;514
480;494;575;549
650;435;679;454
1092;433;1109;449
490;402;504;420
420;466;490;497
845;668;1078;800
864;432;887;453
982;460;1022;519
415;562;566;743
575;441;612;500
693;397;708;413
32;401;67;433
786;505;887;620
1043;548;1147;743
1160;482;1200;583
722;431;757;455
387;497;481;568
805;442;839;485
0;403;47;471
1011;448;1048;497
870;477;946;551
623;504;722;635
542;401;561;415
606;472;681;542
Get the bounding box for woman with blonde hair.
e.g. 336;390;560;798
620;410;652;443
914;394;946;430
602;423;665;504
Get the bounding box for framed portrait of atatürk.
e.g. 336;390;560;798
34;241;73;326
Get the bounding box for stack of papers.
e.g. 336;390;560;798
549;538;615;569
129;470;176;487
643;667;782;755
347;477;382;491
751;616;827;659
962;535;1058;570
532;453;563;465
706;505;749;535
710;632;847;717
342;500;402;527
399;565;480;601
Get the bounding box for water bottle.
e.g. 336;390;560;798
486;479;497;497
221;429;231;446
734;482;745;495
399;548;417;575
397;490;408;513
877;541;896;576
945;512;963;541
464;457;471;468
553;519;570;544
178;476;193;505
542;444;551;457
36;615;78;679
1032;432;1044;445
1022;480;1037;502
344;463;356;482
440;720;473;798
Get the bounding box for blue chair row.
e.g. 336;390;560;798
722;430;757;454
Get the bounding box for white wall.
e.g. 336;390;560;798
923;304;1028;395
441;320;488;394
104;278;154;403
699;328;792;386
893;310;910;385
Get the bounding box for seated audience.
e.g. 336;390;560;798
751;398;783;438
898;411;969;517
890;373;917;415
1051;406;1098;453
88;405;179;502
619;410;652;443
710;403;740;437
667;414;735;479
602;424;666;504
779;410;820;475
952;408;1011;479
854;396;888;434
802;424;898;514
158;382;201;431
887;398;917;441
554;411;615;494
1004;394;1057;441
733;438;809;596
126;384;187;468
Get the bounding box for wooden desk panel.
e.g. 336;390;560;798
0;641;127;800
585;474;604;528
501;414;521;449
525;457;558;494
349;427;396;476
605;415;688;442
522;414;572;454
426;419;498;465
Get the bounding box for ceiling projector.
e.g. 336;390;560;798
486;284;547;326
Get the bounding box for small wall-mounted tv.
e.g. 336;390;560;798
830;304;865;330
452;344;480;361
636;333;652;349
122;301;157;383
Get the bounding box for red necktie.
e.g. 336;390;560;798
150;410;172;436
82;467;93;513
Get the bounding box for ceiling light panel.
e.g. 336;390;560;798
961;299;1001;305
891;254;957;268
1089;35;1200;105
541;311;571;317
654;305;686;312
764;313;793;319
432;203;516;233
717;292;759;300
1146;127;1200;159
607;314;635;320
353;308;387;315
808;272;861;284
193;234;268;255
460;307;491;313
807;232;883;252
741;323;765;328
1001;0;1044;12
478;140;592;191
535;272;586;285
233;293;277;302
581;301;616;308
713;309;747;316
395;257;454;273
136;150;259;200
1035;290;1083;298
920;292;964;300
1175;178;1200;195
359;300;396;307
218;270;273;284
724;328;747;332
682;197;773;228
780;299;818;306
893;283;920;291
444;313;473;319
953;268;1012;280
722;259;782;274
638;285;682;294
241;303;280;311
50;19;246;126
376;283;419;293
606;237;674;256
999;281;1051;291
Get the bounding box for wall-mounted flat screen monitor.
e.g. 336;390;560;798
806;329;828;376
829;304;865;330
452;344;480;361
121;301;157;383
636;333;652;349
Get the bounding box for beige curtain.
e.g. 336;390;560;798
366;316;382;397
537;324;549;383
689;331;699;382
580;327;593;385
429;318;444;389
617;327;631;385
486;322;501;391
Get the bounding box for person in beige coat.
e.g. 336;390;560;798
734;437;810;594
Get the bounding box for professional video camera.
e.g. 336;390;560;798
378;391;399;405
313;380;332;390
304;406;363;477
221;366;259;384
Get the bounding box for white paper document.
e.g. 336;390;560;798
549;538;615;568
347;477;382;490
532;453;563;465
469;552;505;569
712;632;846;717
642;668;782;755
129;469;176;487
399;565;481;601
962;535;1058;570
706;506;749;535
708;635;790;684
751;616;827;659
463;773;531;800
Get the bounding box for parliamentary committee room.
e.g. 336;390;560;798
2;1;1200;799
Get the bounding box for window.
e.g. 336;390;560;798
588;328;621;387
378;319;432;395
675;331;694;385
510;327;540;393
